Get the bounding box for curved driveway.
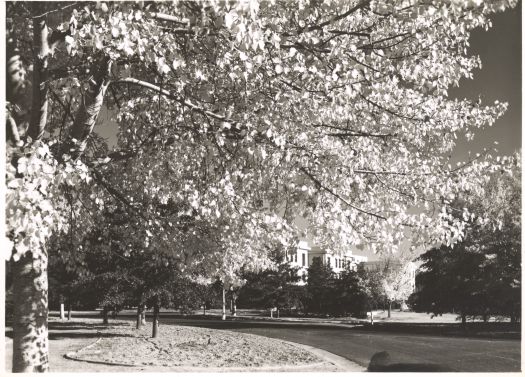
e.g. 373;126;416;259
160;318;521;372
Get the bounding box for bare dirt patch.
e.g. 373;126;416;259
68;319;324;370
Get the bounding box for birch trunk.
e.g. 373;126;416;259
222;289;226;320
152;300;159;338
67;56;112;157
11;253;49;372
102;307;109;325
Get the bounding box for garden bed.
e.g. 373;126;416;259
67;319;324;370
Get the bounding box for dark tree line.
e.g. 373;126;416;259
409;164;521;324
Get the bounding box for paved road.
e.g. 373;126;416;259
159;318;521;372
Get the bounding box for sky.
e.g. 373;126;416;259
94;5;522;262
450;2;521;162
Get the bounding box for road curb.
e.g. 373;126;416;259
280;340;365;372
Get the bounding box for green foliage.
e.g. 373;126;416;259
332;268;368;317
237;255;304;311
356;264;388;311
410;160;521;322
305;257;336;314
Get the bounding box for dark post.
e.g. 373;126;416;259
136;305;142;329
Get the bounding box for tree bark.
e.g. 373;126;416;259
11;252;49;372
152;299;159;338
67;302;72;321
28;8;50;142
59;302;65;320
136;305;142;329
203;304;206;316
222;289;226;320
67;56;112;157
387;300;391;318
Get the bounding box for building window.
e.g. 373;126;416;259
302;253;306;266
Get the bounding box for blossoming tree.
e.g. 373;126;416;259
5;0;517;371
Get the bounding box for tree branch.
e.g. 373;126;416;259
28;6;50;141
68;56;112;157
150;12;190;26
299;166;387;220
327;132;392;139
113;78;230;123
301;0;371;33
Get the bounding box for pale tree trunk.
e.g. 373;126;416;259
59;303;65;320
12;252;49;372
141;304;146;325
232;294;237;317
28;8;50;142
102;307;109;325
67;56;112;157
8;4;108;372
10;6;52;371
222;289;226;320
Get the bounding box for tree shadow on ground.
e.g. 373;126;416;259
168;319;357;332
367;351;456;372
49;324;128;331
359;322;521;340
5;329;135;341
48;332;134;340
166;318;521;340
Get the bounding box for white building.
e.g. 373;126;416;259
286;241;368;284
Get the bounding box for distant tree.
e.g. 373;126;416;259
306;257;336;315
333;266;367;317
411;245;488;324
411;156;521;324
357;265;387;323
380;257;416;318
237;250;303;312
193;279;223;315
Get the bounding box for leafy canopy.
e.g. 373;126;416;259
5;0;518;271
